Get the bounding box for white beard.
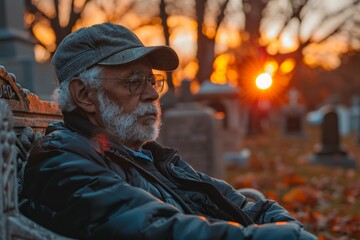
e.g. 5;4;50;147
97;91;161;146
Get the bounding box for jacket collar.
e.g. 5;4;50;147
62;110;127;155
62;110;177;162
62;110;104;138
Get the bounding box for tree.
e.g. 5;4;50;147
24;0;139;59
233;0;360;106
195;0;230;83
25;0;91;57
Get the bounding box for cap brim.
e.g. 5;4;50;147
97;46;179;71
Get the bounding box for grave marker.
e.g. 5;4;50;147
159;102;224;179
309;106;356;168
280;89;306;137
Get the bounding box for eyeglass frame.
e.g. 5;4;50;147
94;73;166;95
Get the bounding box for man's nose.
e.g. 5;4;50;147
140;82;159;102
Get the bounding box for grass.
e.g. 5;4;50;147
226;125;360;240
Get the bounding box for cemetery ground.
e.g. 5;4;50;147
226;125;360;240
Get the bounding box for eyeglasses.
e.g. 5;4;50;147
96;73;165;94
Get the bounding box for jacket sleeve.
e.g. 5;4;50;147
175;157;305;226
21;137;316;240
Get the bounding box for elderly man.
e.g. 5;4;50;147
21;23;316;240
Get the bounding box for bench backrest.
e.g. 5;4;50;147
0;65;71;239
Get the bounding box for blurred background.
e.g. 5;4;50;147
21;0;360;105
1;0;360;239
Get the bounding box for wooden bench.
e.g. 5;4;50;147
0;65;70;239
0;65;265;239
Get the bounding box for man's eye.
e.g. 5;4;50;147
129;80;142;86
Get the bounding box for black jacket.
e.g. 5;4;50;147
21;111;317;240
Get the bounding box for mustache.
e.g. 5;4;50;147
131;103;160;118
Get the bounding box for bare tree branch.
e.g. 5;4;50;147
215;0;229;33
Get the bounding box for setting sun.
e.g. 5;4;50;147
255;73;272;90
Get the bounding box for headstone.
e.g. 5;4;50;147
178;78;194;103
159;102;224;179
195;81;249;165
0;0;56;100
309;106;357;168
280;89;306;137
195;81;242;149
306;104;351;136
245;97;272;136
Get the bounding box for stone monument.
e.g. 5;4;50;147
309;106;357;168
195;81;243;151
195;81;249;165
280;89;306;137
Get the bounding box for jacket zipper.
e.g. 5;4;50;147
106;149;196;215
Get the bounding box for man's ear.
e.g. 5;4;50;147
69;78;98;113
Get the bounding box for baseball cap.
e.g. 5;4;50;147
52;22;179;83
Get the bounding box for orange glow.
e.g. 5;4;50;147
205;26;216;39
169;16;197;61
264;61;278;75
227;69;238;86
167;15;197;29
135;25;164;46
91;133;110;154
238;58;290;105
303;55;317;68
34;44;51;63
280;58;296;73
183;61;199;81
24;13;35;26
267;41;280;55
198;216;207;221
216;112;225;120
302;39;347;70
211;54;233;85
256;73;272;90
275;222;288;225
279;33;298;53
216;27;241;51
261;25;299;55
227;221;240;227
33;24;56;49
262;27;279;43
171;29;196;60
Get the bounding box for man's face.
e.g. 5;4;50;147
95;59;162;148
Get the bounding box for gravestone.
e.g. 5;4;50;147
159;81;224;179
159;102;224;179
306;103;351;136
280;89;306;137
309;106;357;168
195;81;244;149
195;81;249;165
0;0;56;100
245;99;268;136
